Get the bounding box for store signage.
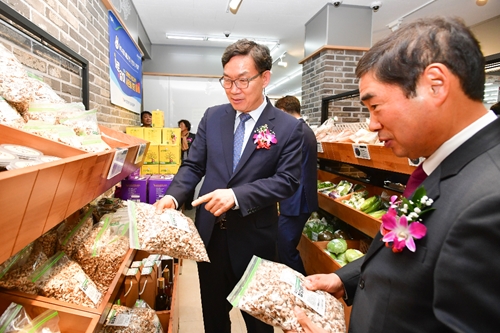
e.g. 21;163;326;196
107;148;129;179
352;144;371;160
108;11;142;113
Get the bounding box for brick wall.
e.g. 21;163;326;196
301;48;369;126
0;0;139;131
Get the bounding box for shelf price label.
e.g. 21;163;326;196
135;143;147;164
107;148;128;179
352;144;371;160
317;142;324;153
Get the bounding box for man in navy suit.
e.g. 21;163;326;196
289;17;500;333
275;95;318;275
155;39;303;333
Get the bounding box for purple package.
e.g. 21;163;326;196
148;174;174;204
119;175;150;203
128;168;141;179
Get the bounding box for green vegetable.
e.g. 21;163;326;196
368;209;387;219
327;239;347;255
334;259;347;267
325;250;337;260
336;252;347;263
345;249;365;262
360;195;382;213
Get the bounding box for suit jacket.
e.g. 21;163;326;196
280;118;318;216
166;99;303;276
336;117;500;332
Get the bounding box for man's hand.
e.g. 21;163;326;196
303;273;345;299
153;196;176;213
283;307;330;333
192;189;235;216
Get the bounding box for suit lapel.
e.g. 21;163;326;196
361;117;500;267
221;105;237;176
232;100;276;174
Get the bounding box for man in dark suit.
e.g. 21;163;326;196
289;17;500;333
154;39;303;333
275;95;318;275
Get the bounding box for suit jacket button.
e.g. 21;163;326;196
359;279;365;289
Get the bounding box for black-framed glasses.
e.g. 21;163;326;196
219;72;263;89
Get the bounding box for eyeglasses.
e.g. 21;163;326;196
219;72;263;89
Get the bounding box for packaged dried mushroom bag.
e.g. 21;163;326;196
228;256;346;333
56;208;94;258
99;300;163;333
0;302;32;333
19;309;61;333
127;201;209;262
0;43;31;113
30;251;102;308
73;211;130;293
0;241;48;294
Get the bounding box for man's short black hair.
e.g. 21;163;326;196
141;111;152;117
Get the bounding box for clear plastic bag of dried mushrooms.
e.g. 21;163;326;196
126;201;209;262
228;256;346;333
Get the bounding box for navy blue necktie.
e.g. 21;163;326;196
403;164;427;198
233;113;251;171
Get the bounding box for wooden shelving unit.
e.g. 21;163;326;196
0;125;176;333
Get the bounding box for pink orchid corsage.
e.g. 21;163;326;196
253;124;277;150
380;187;434;253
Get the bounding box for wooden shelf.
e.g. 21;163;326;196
318;142;416;175
0;124;148;264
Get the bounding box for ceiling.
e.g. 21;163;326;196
132;0;500;98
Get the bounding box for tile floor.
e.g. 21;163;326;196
178;209;283;333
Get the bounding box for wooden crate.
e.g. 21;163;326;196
318;142;416;175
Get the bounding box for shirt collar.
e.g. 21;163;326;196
423;110;497;175
235;96;267;122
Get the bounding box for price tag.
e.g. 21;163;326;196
107;311;132;327
134;143;147;164
408;157;425;166
352;144;371;160
107;148;128;179
317;142;323;153
74;272;102;305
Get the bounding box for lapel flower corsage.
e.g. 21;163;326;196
381;187;434;253
253;124;277;150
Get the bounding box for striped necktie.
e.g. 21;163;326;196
233;113;251;171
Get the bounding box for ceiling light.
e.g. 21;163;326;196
166;34;205;41
267;68;302;92
228;0;243;14
476;0;488;6
278;60;288;68
207;37;238;43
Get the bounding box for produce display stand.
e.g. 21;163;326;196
0;124;157;333
299;141;415;331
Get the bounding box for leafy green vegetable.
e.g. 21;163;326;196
327;239;347;255
345;249;365;262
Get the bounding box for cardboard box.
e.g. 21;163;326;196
119;175;149;202
162;128;181;145
159;164;180;175
151;110;164;128
159;144;181;165
144;128;162;145
122;267;141;307
144;145;159;165
125;127;144;139
148;174;174;204
139;266;156;309
141;164;159;175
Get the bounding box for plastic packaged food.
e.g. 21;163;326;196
0;144;43;160
38;155;62;163
0;148;17;166
6;159;44;170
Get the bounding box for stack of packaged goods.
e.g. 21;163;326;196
125;110;181;176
